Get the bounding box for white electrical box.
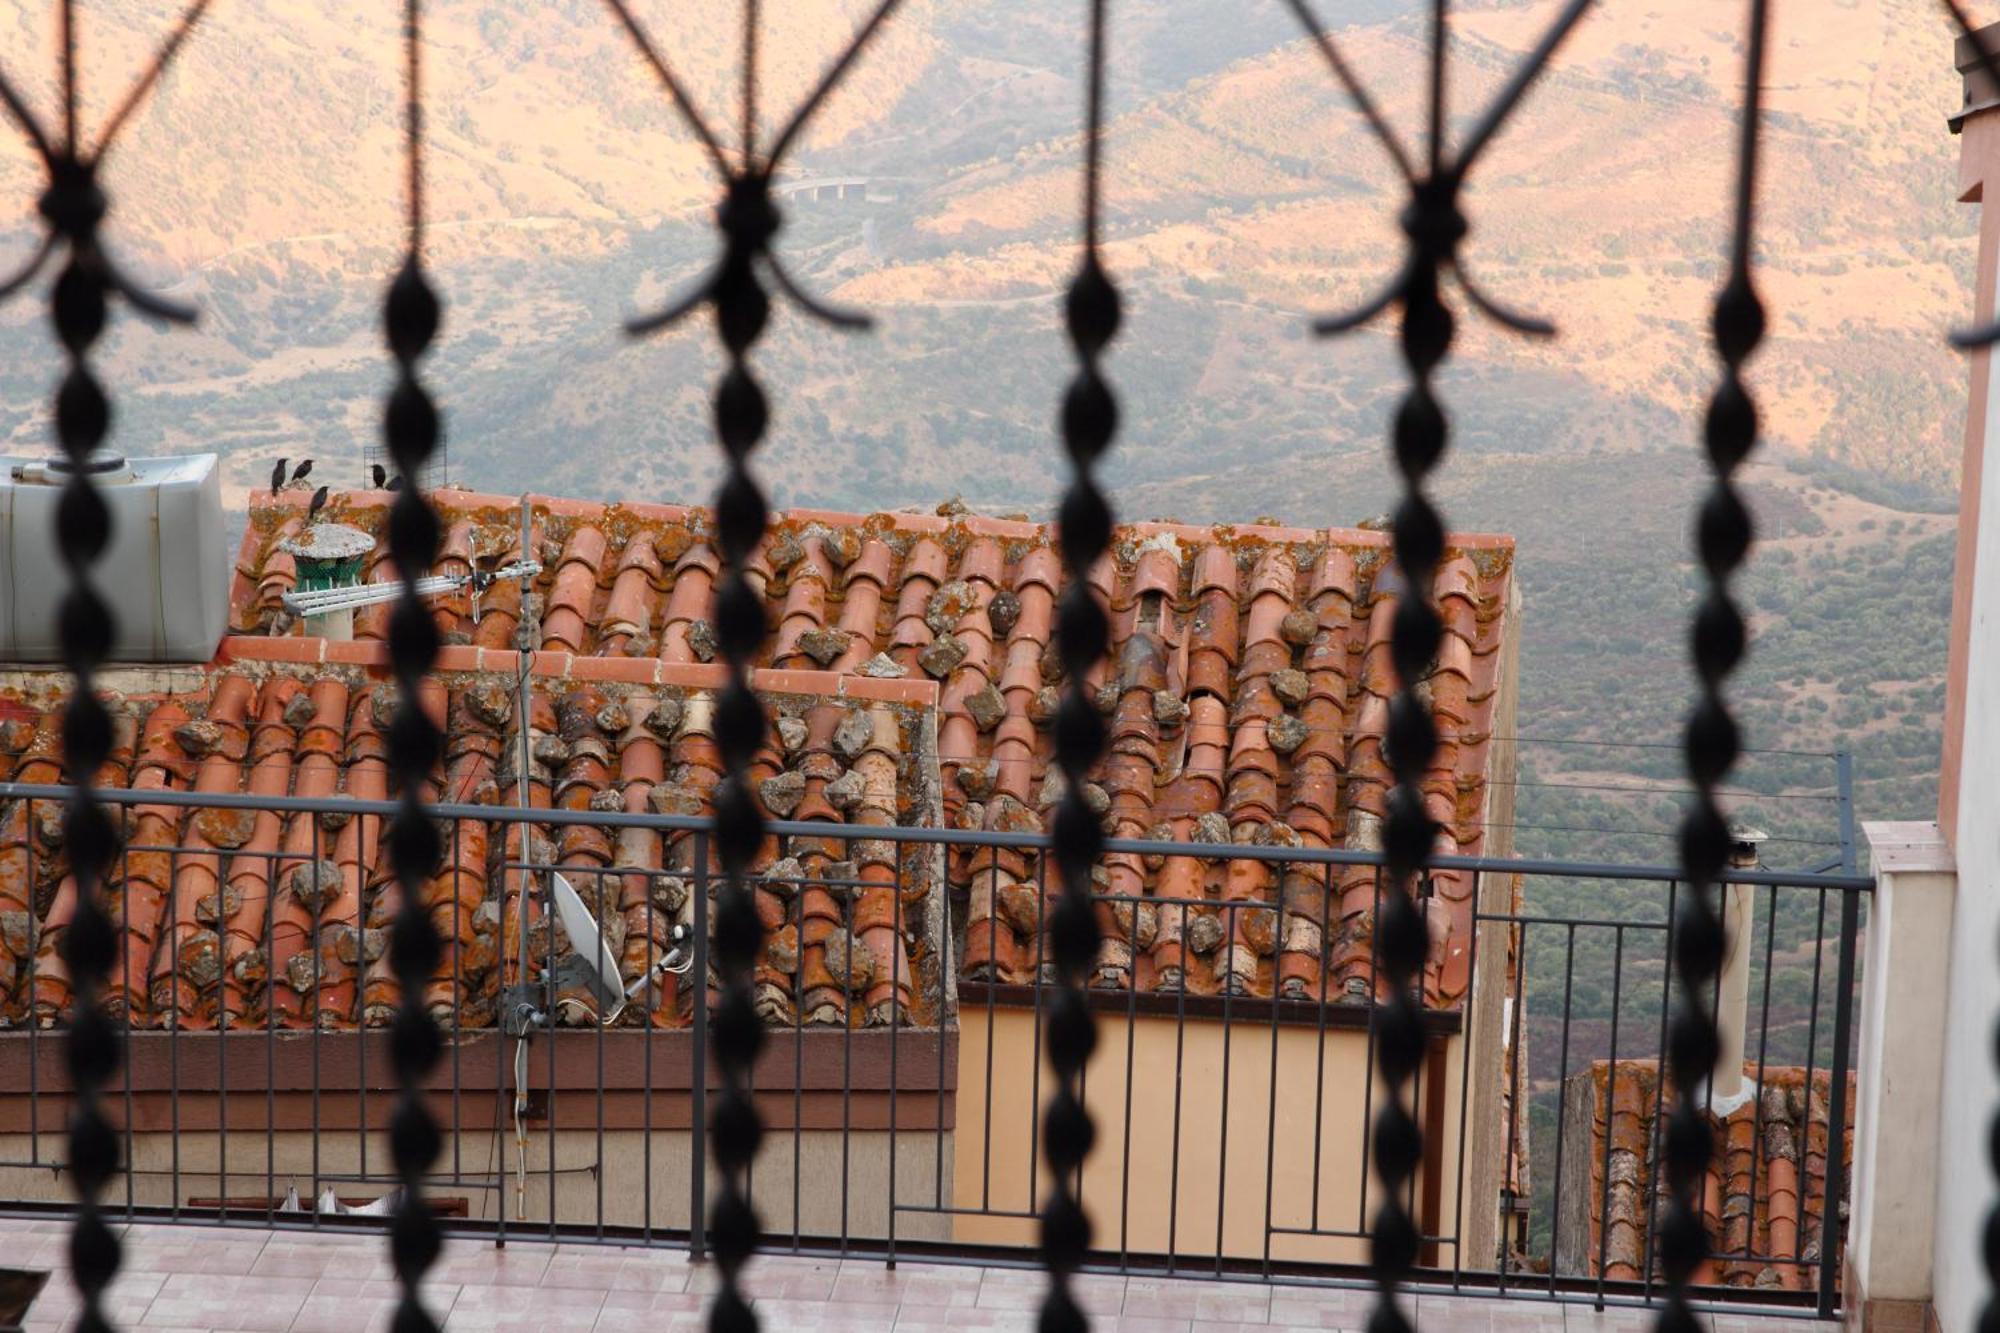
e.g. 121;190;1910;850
0;453;229;663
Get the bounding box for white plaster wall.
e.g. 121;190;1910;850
1932;266;2000;1331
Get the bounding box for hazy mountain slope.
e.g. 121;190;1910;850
0;0;1971;856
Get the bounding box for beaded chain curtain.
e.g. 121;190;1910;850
596;3;904;1329
11;3;2000;1332
0;9;213;1333
1271;2;1590;1326
380;4;450;1332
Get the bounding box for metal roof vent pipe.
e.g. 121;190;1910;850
277;522;375;642
1706;822;1770;1117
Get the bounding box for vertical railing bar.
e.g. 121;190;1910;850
595;870;606;1242
451;820;463;1190
1120;901;1138;1271
545;853;557;1238
1311;858;1333;1236
1075;1017;1088;1223
1215;898;1235;1277
936;845;951;1216
1359;865;1381;1235
791;883;803;1252
169;848;182;1221
1797;886;1828;1284
888;844;901;1269
981;856;997;1213
1498;918;1528;1295
1745;879;1780;1268
1593;924;1624;1308
358;852;370;1193
25;799;39;1174
217;883;230;1226
1640;879;1678;1301
267;841;281;1227
1544;922;1581;1290
689;829;708;1263
1029;847;1047;1214
1167;898;1188;1275
841;884;854;1255
642;864;653;1247
1816;886;1859;1318
121;832;134;1220
311;812;324;1232
1448;867;1483;1289
1262;883;1283;1281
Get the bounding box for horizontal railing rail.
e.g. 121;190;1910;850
0;782;1868;1316
0;782;1878;888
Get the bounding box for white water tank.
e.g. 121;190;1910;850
0;454;228;663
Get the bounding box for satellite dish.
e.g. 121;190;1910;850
544;871;696;1022
549;870;625;1011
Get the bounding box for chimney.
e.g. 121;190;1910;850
278;522;375;641
1708;823;1769;1113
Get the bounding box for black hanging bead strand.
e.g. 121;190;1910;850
0;10;211;1332
52;183;125;1333
1661;5;1768;1331
383;5;446;1331
1274;0;1589;1320
704;170;775;1333
598;5;904;1328
1039;7;1116;1331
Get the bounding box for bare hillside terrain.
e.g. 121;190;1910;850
0;0;1968;856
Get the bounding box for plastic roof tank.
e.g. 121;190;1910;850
0;453;228;663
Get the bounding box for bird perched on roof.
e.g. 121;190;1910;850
371;463;387;489
386;475;405;493
269;458;287;494
307;484;329;521
291;459;313;484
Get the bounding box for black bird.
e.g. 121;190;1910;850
386;476;405;493
307;484;329;521
291;459;314;484
270;458;287;494
371;463;387;489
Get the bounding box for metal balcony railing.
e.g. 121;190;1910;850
0;782;1869;1318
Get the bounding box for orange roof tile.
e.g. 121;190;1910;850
0;485;1516;1030
224;486;1516;1011
1569;1059;1854;1293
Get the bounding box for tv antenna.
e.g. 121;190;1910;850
279;556;543;622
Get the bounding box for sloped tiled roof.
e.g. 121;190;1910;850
0;652;940;1033
1572;1060;1854;1292
2;484;1516;1028
236;487;1517;1007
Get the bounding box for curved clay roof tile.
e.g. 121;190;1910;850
1013;546;1062;594
1192;544;1238;597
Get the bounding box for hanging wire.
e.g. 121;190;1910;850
0;6;212;1331
381;3;448;1330
1661;4;1770;1330
597;4;904;1327
1038;6;1118;1330
1274;0;1590;1321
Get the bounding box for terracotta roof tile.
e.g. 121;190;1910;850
1570;1060;1854;1292
3;488;1515;1025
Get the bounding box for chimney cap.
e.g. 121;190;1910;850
278;521;374;563
1951;22;2000;133
1727;822;1769;867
